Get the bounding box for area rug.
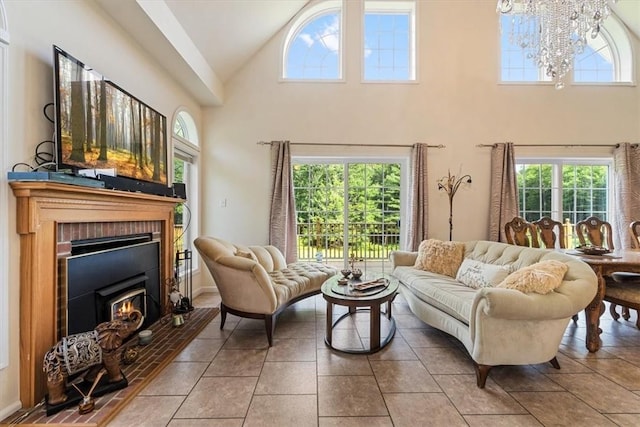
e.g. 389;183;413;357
3;307;219;426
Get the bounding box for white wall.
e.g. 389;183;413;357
202;0;640;246
1;0;201;416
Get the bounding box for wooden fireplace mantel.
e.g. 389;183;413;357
10;181;181;407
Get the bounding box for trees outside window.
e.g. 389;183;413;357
293;161;402;272
516;160;611;247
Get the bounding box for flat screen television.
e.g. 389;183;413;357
53;45;168;187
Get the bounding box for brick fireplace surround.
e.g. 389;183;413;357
10;182;181;408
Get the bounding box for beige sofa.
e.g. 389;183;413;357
391;240;598;387
195;236;337;345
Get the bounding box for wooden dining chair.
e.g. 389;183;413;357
504;217;539;248
575;216;614;250
533;216;565;249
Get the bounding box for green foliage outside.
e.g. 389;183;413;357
517;163;609;247
517;163;608;223
174;158;184;225
293;163;401;261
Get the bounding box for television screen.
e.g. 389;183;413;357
53;45;168;186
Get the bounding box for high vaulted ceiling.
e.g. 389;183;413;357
96;0;640;107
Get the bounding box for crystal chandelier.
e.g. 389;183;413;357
497;0;616;89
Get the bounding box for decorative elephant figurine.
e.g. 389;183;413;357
43;310;144;405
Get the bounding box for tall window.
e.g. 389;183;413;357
516;159;611;246
282;0;342;80
363;0;416;81
293;160;403;273
172;110;199;273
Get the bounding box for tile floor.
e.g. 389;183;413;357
108;292;640;426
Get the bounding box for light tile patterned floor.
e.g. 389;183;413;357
108;292;640;426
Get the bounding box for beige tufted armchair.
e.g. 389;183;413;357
194;236;337;345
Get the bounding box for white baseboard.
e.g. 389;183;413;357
0;400;23;423
192;286;218;299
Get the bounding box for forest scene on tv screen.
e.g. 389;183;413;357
56;53;168;185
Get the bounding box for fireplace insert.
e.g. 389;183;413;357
60;234;161;336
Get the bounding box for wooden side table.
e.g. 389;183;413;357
321;274;398;354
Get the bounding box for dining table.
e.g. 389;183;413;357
564;248;640;352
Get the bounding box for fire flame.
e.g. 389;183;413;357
116;300;134;319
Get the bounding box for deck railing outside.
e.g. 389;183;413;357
297;221;400;270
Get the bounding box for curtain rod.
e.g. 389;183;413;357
257;141;445;148
476;143;636;148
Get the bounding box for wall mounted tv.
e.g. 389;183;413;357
53;45;168;187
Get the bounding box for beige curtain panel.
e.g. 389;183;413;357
613;143;640;249
269;141;298;263
407;143;428;251
489;142;519;242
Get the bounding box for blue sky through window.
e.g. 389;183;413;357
286;13;340;79
574;42;614;83
364;13;410;80
500;14;614;83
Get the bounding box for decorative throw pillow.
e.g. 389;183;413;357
455;258;511;289
496;260;568;294
414;239;465;278
236;250;257;262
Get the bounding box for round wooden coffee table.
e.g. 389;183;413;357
321;273;398;354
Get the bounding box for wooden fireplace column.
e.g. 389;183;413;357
10;182;181;407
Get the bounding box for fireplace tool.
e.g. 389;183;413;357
161;249;194;326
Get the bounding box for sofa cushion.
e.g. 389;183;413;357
414;239;465;278
496;260;568;295
269;262;337;305
456;258;511;289
394;266;476;324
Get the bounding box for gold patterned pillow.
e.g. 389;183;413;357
496;260;568;294
414;239;465;278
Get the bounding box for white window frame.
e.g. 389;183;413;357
515;157;614;226
281;0;344;82
0;0;9;371
362;0;417;83
171;109;200;278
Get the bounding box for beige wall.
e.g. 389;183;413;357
202;0;639;246
0;0;201;416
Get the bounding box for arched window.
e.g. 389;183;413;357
174;110;198;145
172;109;200;276
282;0;343;80
574;33;615;83
574;15;633;84
500;13;633;86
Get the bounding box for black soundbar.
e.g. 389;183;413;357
97;175;175;197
